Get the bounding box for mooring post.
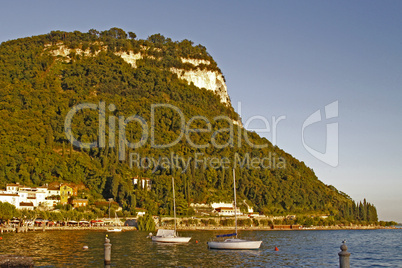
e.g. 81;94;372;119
338;240;350;268
104;235;112;266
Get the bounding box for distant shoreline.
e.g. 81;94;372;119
175;225;400;231
1;224;399;234
0;226;137;233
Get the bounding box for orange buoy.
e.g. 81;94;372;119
196;240;198;243
275;246;279;251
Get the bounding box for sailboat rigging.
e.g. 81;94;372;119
151;177;191;243
207;169;262;250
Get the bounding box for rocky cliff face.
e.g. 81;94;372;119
48;45;231;106
170;58;230;105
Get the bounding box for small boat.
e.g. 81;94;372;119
207;238;262;250
107;228;122;232
151;229;191;243
207;169;262;250
151;177;191;243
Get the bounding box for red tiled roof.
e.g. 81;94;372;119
6;183;22;187
0;193;19;196
48;185;60;190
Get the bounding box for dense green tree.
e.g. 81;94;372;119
137;213;155;231
0;202;17;220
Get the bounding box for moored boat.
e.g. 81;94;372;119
207;169;262;250
151;229;191;243
150;177;191;243
107;228;122;232
207;238;262;250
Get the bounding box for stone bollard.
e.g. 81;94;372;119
104;235;112;266
338;240;351;268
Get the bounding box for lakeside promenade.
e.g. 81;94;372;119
1;223;397;234
0;225;137;233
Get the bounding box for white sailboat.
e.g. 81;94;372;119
107;212;123;232
207;169;262;250
107;228;122;232
151;177;191;243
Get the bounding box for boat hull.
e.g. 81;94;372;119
152;236;191;243
207;239;262;250
107;228;122;232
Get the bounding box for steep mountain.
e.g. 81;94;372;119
0;28;377;221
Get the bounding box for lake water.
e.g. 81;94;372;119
0;229;401;267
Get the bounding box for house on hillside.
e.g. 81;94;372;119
0;193;20;208
0;182;82;209
135;208;147;217
133;177;151;190
60;184;74;204
214;207;243;216
2;183;62;210
71;199;88;208
18;186;47;207
47;184;60;197
6;183;23;193
211;202;243;216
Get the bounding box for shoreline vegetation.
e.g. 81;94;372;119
0;224;399;234
1;215;399;234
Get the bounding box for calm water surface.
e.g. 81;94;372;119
0;229;401;267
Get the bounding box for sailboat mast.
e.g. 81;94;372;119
172;177;177;235
233;168;237;238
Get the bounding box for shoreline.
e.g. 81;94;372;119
176;225;400;231
0;226;137;233
1;224;399;234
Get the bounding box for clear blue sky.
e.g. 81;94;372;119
1;0;401;222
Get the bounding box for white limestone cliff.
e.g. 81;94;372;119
47;45;231;106
169;68;229;104
114;51;143;68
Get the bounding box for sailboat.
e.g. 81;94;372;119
207;169;262;250
107;213;122;232
151;177;191;243
107;227;122;232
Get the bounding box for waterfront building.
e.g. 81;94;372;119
60;184;74;204
214;207;242;216
0;193;20;208
71;199;88;208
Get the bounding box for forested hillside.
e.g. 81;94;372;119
0;28;377;222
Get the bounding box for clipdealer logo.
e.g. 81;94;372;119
64;100;338;170
302;101;339;167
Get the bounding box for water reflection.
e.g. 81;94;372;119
0;229;401;267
